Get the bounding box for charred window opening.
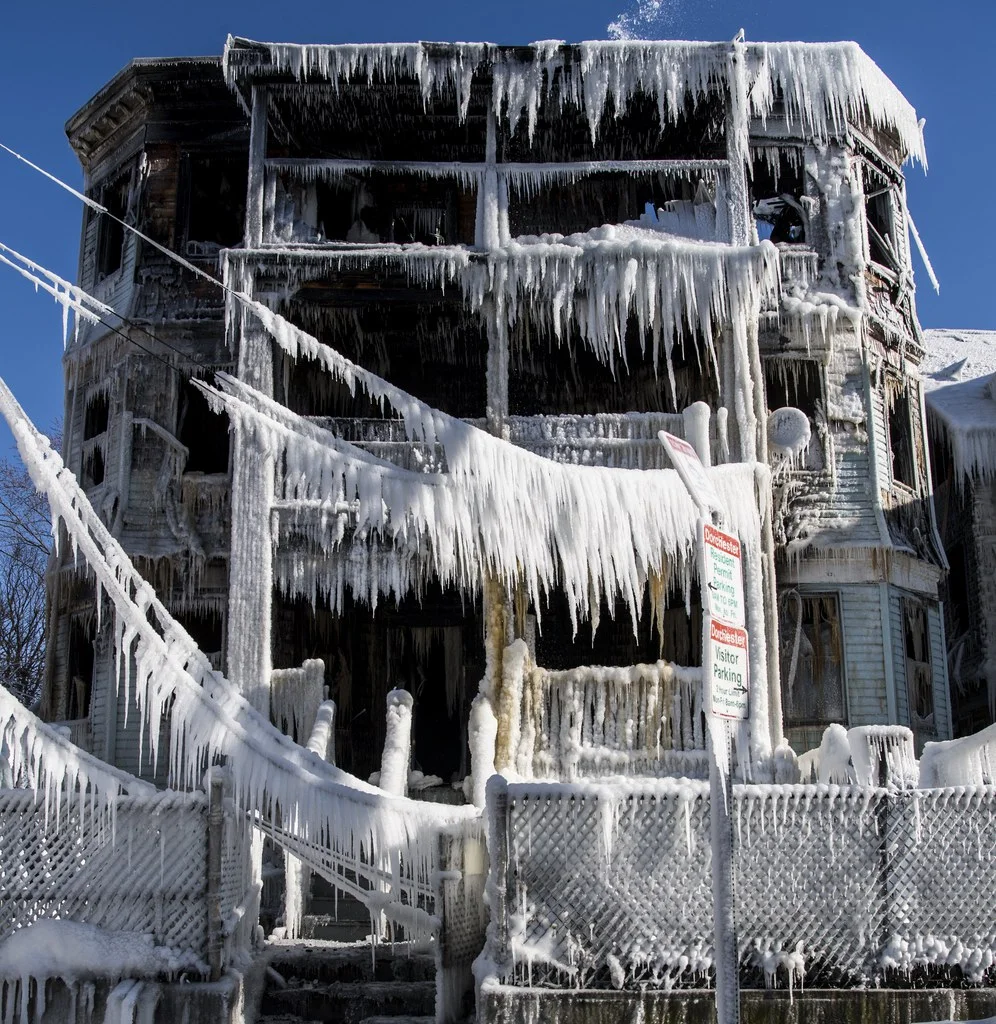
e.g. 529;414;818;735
66;618;95;720
95;171;131;280
902;598;934;731
863;165;901;272
277;302;486;419
83;392;110;441
751;147;808;245
510;319;719;416
508;173;718;241
886;380;917;488
780;592;847;738
272;174;476;247
185;153;248;253
81;447;105;488
174;607;224;663
535;587;702;671
177;375;230;474
763;359;824;470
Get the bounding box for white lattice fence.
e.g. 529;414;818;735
0;787;254;967
485;780;996;991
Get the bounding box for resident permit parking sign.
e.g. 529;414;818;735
705;617;749;720
702;523;745;628
658;431;722;516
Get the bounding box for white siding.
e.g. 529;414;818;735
839;585;889;725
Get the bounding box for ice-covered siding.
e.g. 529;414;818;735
840;585;889;726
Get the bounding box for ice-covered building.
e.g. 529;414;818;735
47;37;951;779
922;328;996;734
13;33;996;1023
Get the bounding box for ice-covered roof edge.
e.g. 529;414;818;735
221;35;925;166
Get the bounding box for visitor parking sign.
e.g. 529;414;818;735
705;617;749;720
702;523;745;627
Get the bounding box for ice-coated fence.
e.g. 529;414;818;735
485;779;996;991
0;786;256;972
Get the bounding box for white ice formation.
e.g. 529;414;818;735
222;38;926;165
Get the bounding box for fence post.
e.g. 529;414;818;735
486;776;510;979
207;773;224;981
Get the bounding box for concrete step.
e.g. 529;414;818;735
301;914;371;942
267;940;435;985
357;1017;435;1024
261;979;436;1024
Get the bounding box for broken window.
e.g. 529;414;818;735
174;607;224;667
902;597;935;732
184;153;248;254
95;170;131;280
863;164;901;272
177;375;230;474
886;378;917;488
83;392;109;441
750;146;808;245
66;617;95;720
780;592;847;733
763;359;825;470
81;447;105;488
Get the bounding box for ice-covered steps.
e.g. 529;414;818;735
357;1017;434;1024
261;980;436;1024
258;940;436;1024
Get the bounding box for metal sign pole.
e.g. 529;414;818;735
660;432;740;1024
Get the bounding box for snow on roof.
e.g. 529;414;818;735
222;36;925;165
921;329;996;482
920;328;996;392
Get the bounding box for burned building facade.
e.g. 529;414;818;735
47;36;952;788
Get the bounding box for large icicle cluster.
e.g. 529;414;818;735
204;372;764;630
224;36;925;163
0;375;477;935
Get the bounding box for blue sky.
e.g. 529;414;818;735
0;0;993;436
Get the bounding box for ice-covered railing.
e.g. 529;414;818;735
494;641;706;781
0;375;477;936
0;679;153;813
920;722;996;788
270;658;325;745
223;37;925;164
203;373;765;628
925;374;996;486
798;723;919;788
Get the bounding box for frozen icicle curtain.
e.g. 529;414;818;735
223;38;925;165
204;372;766;631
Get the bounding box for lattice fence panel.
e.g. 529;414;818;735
501;784;714;989
488;781;996;993
735;786;887;987
885;787;996;983
0;791;209;957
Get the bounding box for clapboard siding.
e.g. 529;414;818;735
869;384;890;489
890;591;910;727
839;585;889;725
928;602;952;740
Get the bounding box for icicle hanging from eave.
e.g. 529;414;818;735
223;37;926;165
746;42;926;168
925;377;996;489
